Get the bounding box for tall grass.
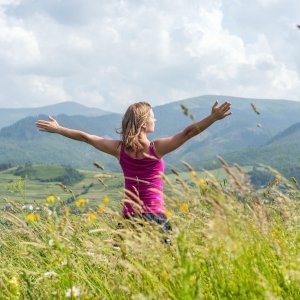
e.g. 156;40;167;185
0;162;299;299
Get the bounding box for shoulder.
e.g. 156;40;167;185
88;137;122;158
151;140;163;159
152;131;189;157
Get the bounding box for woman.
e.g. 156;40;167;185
35;100;231;233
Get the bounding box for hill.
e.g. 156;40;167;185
0;101;111;129
222;121;300;170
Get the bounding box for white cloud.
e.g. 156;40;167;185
0;0;299;111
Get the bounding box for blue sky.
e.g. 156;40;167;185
0;0;299;112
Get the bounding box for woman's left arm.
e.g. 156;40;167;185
154;101;232;158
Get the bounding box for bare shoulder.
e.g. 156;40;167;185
153;130;189;158
86;135;121;158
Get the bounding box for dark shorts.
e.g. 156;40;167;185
122;213;172;231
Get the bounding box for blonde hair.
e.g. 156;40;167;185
117;102;152;154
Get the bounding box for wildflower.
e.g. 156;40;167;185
8;276;20;295
198;178;206;187
44;271;57;278
22;204;34;210
165;211;171;219
180;203;189;213
63;207;70;216
49;239;54;247
97;205;105;213
103;196;109;204
75;198;89;207
88;211;96;222
191;170;197;177
8;276;18;286
47;195;56;203
26;212;40;222
161;271;169;281
189;275;196;284
46;208;53;215
233;244;239;251
66;286;80;298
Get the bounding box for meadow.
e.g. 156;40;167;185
0;162;299;299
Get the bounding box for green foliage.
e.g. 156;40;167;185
13;163;84;186
0;163;13;171
248;166;275;187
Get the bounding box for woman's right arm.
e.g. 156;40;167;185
35;116;121;158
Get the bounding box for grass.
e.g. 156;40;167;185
0;163;299;299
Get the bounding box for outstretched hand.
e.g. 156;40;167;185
211;100;232;120
35;116;61;133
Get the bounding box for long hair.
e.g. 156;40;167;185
117;102;152;154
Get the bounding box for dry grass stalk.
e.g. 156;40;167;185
217;156;244;192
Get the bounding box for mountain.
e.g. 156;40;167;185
222;121;300;170
0;101;111;129
266;122;300;145
1;95;300;171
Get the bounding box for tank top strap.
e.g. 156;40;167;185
149;141;159;158
149;141;154;151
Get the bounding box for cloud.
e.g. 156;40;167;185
0;0;299;111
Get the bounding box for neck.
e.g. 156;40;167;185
139;132;150;145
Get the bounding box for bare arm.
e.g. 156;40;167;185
35;116;121;158
154;101;232;158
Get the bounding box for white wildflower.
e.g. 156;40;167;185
66;286;80;298
44;271;57;278
48;239;54;247
46;209;53;215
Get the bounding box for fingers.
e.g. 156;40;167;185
48;115;55;121
219;102;231;113
36;120;49;125
222;104;231;113
212;100;218;108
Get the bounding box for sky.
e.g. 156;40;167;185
0;0;299;112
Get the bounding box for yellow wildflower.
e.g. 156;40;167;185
8;276;20;295
180;203;189;213
233;244;239;251
103;196;109;204
165;211;171;219
26;213;40;222
75;198;89;207
47;195;56;203
191;170;197;177
63;207;69;216
97;205;105;213
88;211;96;221
161;271;169;281
198;178;206;187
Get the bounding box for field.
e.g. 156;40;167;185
0;163;299;299
0;164;253;209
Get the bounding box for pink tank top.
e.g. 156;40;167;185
119;141;165;216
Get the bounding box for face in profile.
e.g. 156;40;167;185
145;109;156;133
